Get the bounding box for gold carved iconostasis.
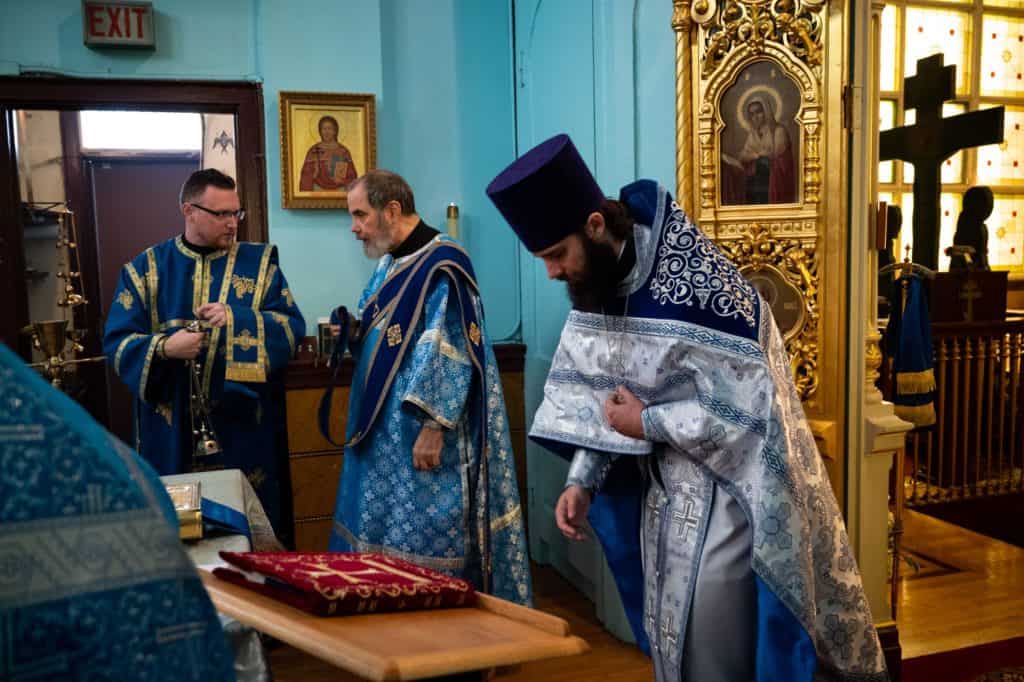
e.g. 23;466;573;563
672;0;850;493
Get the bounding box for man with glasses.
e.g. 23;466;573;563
103;168;305;540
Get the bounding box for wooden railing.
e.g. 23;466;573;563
882;318;1024;506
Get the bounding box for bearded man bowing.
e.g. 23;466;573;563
487;134;887;681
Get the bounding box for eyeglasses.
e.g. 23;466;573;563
189;203;245;221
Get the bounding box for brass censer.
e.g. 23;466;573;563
185;319;222;464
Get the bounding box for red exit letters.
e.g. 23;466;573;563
82;2;155;48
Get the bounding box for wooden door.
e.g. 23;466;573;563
88;156;199;444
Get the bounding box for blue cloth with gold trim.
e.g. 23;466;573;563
102;236;305;536
884;276;936;426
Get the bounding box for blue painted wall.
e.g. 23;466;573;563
0;0;518;339
257;0;383;334
0;0;258;80
514;0;676;640
379;0;520;341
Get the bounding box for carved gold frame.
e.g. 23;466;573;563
673;0;848;483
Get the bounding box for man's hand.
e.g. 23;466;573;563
604;385;646;440
163;329;204;360
555;485;591;541
412;424;443;471
196;302;228;328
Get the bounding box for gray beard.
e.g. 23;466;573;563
363;240;388;260
362;225;393;260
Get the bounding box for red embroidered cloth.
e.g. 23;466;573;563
214;551;476;616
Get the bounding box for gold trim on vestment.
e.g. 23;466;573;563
114;332;145;376
490;505;522;533
206;245;238;393
331;521;467;571
224;365;268;382
139;335;160;397
124;263;146;302
270;312;296;355
224;244;269;383
404;394;458;430
158;319;193;332
417;328;470;365
114;333;147;376
145;249;159;333
253;245;274;309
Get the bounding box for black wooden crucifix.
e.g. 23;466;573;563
879;53;1004;270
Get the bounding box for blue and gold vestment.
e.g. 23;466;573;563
103;236;305;534
327;236;532;606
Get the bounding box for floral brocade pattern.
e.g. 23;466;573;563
530;181;886;679
330;237;532;606
649;202;759;329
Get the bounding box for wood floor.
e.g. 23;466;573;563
897;508;1024;660
268;509;1024;680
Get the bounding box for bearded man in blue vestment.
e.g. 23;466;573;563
103;169;305;539
0;342;235;681
326;170;532;606
487;135;887;681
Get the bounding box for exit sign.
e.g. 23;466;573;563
82;1;155;49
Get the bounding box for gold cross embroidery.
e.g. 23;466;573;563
294;559;432;586
231;275;256;299
469;321;482;346
282;288;295;308
117;290;134;311
233;328;260;350
387;324;403;347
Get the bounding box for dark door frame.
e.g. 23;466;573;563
0;77;268;429
0;109;29;356
0;77;267;353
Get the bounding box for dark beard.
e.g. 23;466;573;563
566;236;621;313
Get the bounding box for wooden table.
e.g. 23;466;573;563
200;571;589;680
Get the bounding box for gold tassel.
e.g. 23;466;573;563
895;403;936;427
896;369;936;395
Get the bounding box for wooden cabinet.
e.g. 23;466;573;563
283;343;527;551
284;377;348;551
